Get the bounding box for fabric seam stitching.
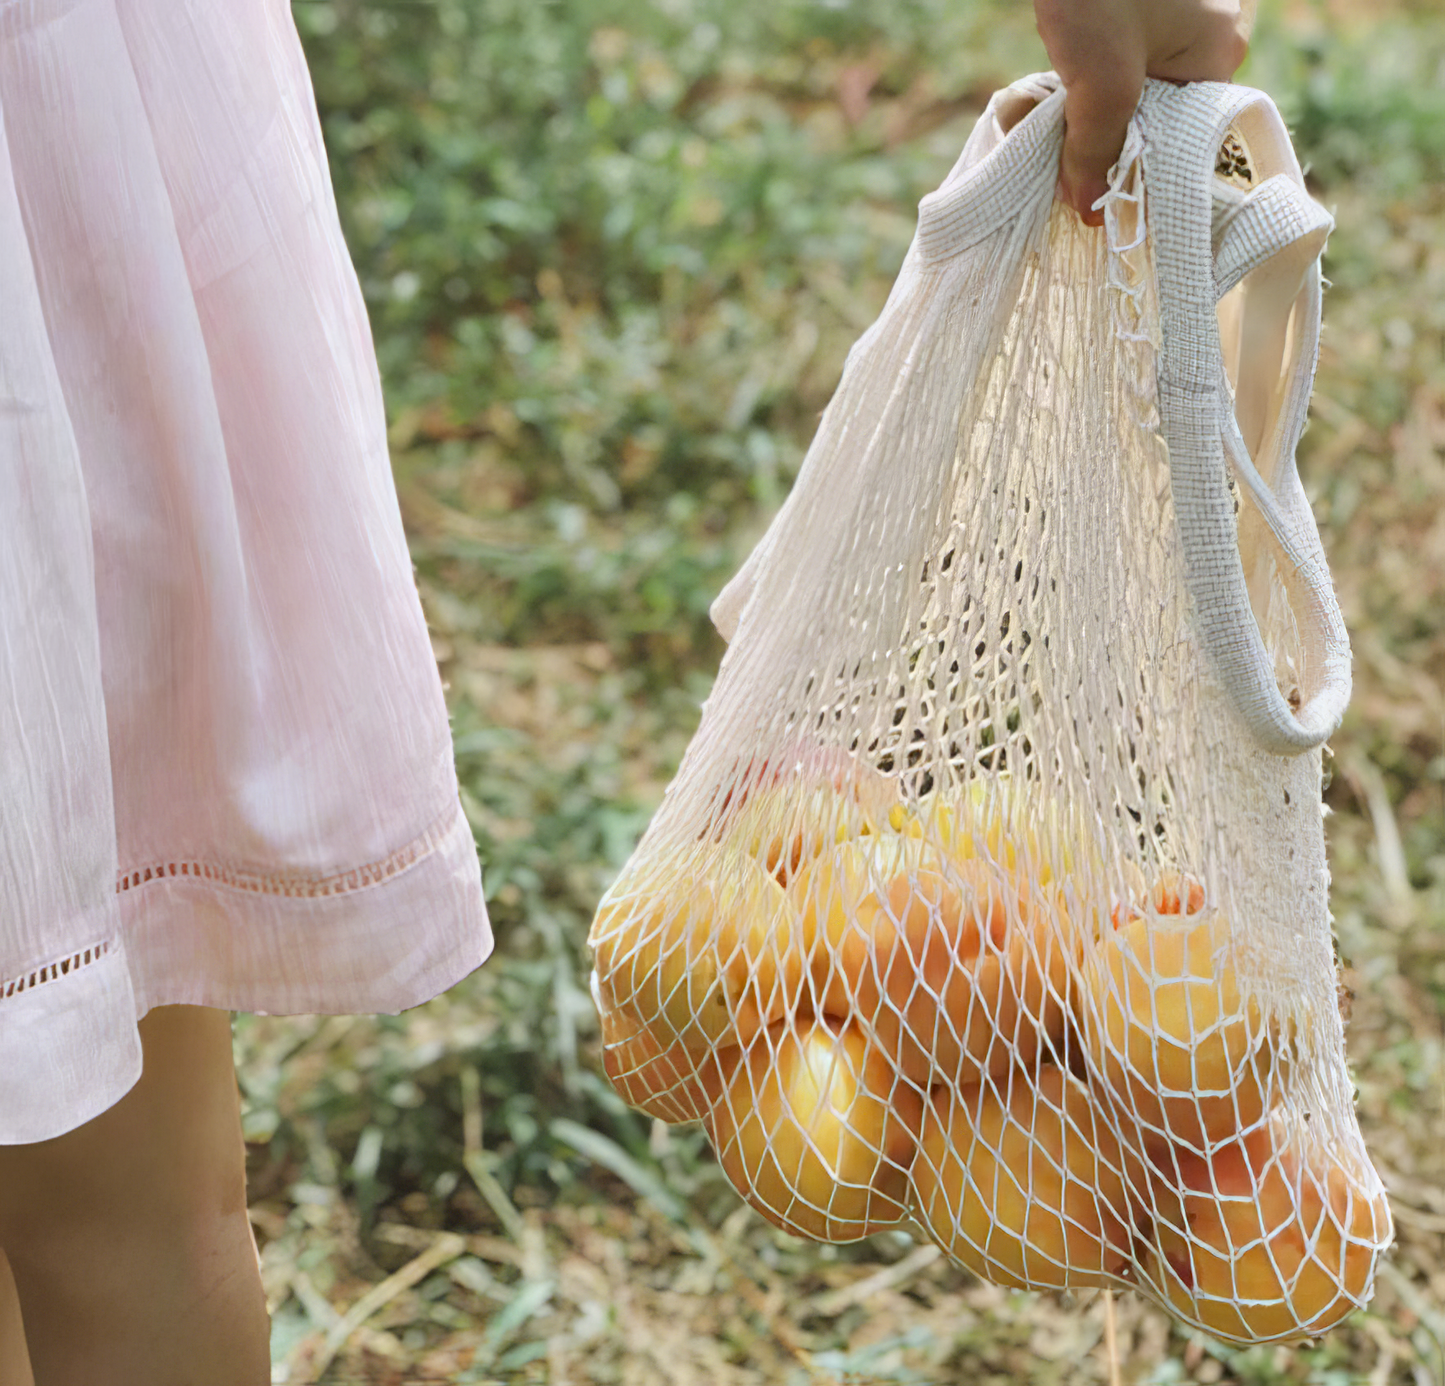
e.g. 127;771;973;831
115;802;462;901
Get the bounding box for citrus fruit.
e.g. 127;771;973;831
912;1066;1132;1289
705;1020;923;1242
597;1002;711;1123
1087;908;1279;1147
1146;1121;1393;1342
590;851;806;1053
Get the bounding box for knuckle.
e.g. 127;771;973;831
1203;9;1250;71
1227;27;1250;70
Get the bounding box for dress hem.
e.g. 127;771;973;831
0;938;142;1145
0;799;490;1144
122;797;493;1019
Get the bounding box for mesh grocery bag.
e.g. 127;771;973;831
588;75;1393;1343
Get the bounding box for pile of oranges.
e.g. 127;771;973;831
588;754;1391;1344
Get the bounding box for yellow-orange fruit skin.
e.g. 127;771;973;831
598;1004;713;1124
795;840;1074;1085
887;784;1081;886
705;1021;923;1243
722;782;875;890
590;852;806;1054
1087;910;1279;1148
854;857;1022;1085
1145;1125;1393;1344
793;840;1000;1083
911;1068;1132;1290
707;747;894;888
1000;875;1078;1067
888;785;1085;1067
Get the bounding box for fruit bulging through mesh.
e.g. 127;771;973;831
1087;893;1282;1149
796;838;1075;1086
911;1065;1133;1290
1142;1118;1393;1343
598;1003;713;1124
704;1019;924;1242
591;851;808;1053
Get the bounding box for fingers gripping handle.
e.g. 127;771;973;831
1140;79;1351;755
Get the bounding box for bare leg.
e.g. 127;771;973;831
0;1005;270;1386
0;1250;35;1386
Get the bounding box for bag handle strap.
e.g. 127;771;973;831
1136;80;1351;755
1213;173;1333;300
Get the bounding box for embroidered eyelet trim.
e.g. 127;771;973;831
1;814;463;1001
115;805;460;901
2;940;112;1000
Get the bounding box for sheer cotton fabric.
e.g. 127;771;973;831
0;0;491;1144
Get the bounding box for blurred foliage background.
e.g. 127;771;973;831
246;1;1445;1380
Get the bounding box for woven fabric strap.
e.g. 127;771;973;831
1139;80;1350;755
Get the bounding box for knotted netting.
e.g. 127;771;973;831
588;75;1393;1344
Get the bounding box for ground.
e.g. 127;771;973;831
242;3;1445;1380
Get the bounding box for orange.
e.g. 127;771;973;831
852;853;1026;1084
789;834;921;991
1087;908;1280;1147
1000;872;1079;1066
1146;1122;1393;1343
722;781;875;889
598;1004;711;1124
590;851;806;1054
792;839;1007;1082
912;1067;1132;1289
706;744;895;886
795;839;1075;1084
705;1020;923;1242
887;780;1081;886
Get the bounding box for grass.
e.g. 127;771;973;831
243;2;1445;1379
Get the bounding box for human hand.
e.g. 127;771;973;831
1034;0;1255;226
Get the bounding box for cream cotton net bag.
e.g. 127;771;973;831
588;74;1392;1342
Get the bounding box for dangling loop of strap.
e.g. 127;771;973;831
1217;383;1353;746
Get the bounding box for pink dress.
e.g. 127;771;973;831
0;0;492;1143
